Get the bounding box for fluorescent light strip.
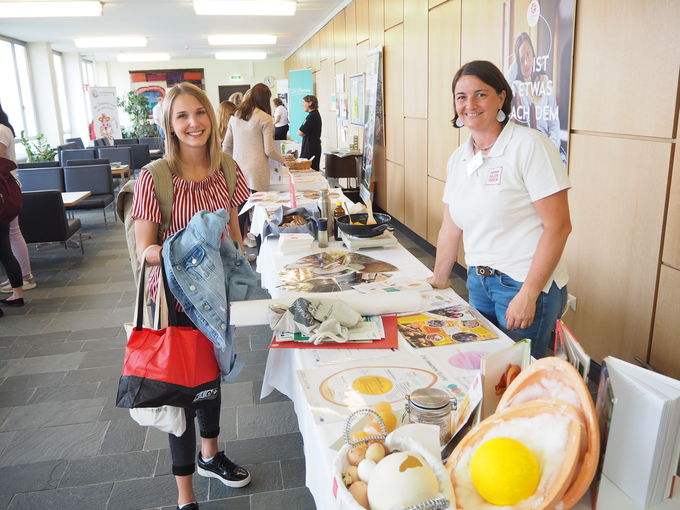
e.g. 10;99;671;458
194;0;296;16
0;1;102;18
117;53;171;62
208;34;277;46
215;51;266;60
75;36;148;48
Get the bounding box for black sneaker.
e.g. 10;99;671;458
196;451;251;488
177;503;199;510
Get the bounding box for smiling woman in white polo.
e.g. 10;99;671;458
428;60;571;359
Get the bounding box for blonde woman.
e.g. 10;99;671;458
132;82;252;510
217;100;236;142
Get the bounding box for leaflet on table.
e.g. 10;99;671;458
241;189;345;213
396;304;498;349
351;277;433;294
296;352;477;424
278;315;385;343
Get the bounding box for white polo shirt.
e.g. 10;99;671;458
442;121;570;292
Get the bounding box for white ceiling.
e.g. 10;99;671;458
0;0;345;61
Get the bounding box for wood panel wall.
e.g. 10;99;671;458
284;0;680;376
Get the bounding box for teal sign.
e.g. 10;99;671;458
288;69;314;142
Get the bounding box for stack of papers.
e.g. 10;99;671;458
290;170;329;190
277;233;315;254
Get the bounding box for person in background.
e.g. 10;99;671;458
427;60;571;359
132;82;252;510
228;91;244;107
217;100;236;142
222;83;286;244
0;103;35;297
272;97;289;140
298;95;322;170
152;95;165;138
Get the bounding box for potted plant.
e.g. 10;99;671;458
19;131;58;162
117;91;159;138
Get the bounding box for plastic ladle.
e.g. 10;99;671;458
365;198;377;225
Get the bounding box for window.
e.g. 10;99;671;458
0;37;37;139
81;58;96;124
52;52;71;136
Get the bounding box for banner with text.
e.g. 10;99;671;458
288;69;314;143
89;87;121;140
361;47;384;201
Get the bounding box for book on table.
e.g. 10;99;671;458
593;356;680;509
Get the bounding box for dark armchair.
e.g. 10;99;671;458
18;190;84;254
97;147;133;168
60;148;97;166
65;137;85;149
17;161;61;169
63;164;115;226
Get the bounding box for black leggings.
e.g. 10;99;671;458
0;221;22;289
164;309;222;476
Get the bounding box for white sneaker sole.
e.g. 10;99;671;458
196;466;251;488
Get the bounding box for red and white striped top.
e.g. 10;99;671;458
132;165;251;303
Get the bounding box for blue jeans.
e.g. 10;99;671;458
466;267;567;359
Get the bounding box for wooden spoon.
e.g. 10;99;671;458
365;198;377;225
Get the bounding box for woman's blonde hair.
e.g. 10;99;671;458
163;82;221;175
228;91;244;106
217;100;237;141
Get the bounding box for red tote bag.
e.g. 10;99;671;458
116;256;220;408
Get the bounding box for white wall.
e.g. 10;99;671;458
26;42;63;146
105;58;285;128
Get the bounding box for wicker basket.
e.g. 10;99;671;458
286;159;313;170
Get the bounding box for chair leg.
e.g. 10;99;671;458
103;208;108;228
79;232;84;254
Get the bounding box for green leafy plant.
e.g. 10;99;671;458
19;131;58;162
117;91;159;138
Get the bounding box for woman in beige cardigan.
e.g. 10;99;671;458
222;83;286;192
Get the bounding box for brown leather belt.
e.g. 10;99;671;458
475;266;503;277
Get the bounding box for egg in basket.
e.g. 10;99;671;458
446;357;600;509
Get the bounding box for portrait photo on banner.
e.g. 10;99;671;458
502;0;575;165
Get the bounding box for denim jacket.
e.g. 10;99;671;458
163;209;258;382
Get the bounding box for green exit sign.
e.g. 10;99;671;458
230;74;241;80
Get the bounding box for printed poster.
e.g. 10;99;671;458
89;87;121;140
288;69;314;143
361;47;384;201
502;0;576;164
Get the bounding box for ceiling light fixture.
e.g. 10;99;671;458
0;1;102;18
117;53;171;63
75;36;148;48
194;1;296;16
215;51;267;60
208;34;277;46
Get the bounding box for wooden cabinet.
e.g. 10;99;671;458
319;23;332;61
428;0;460;182
403;0;428;119
356;0;370;43
385;24;404;165
404;118;428;237
662;143;680;269
460;0;503;66
386;160;405;221
369;0;385;48
427;176;446;245
345;1;358;75
649;265;680;379
565;134;672;363
384;0;403;29
334;10;347;63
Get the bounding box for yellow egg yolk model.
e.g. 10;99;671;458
470;437;540;506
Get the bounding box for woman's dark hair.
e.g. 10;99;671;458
513;32;538;82
450;60;513;128
272;97;283;107
303;95;318;110
0;103;15;137
236;83;272;121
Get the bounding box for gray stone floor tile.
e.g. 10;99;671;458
280;457;306;489
232;364;266;384
63;365;121;385
80;337;126;351
237;401;298;439
100;418;147;454
0;407;10;427
238;350;269;366
24;341;84;358
159;495;250;510
0;345;30;361
218;407;238;441
250;487;316;510
208;461;282;499
98;399;130;422
221;433;305;465
0;389;35;408
0;337;17;348
108;474;208;510
0;352;86;379
0;372;66;392
0;431;16;457
12;331;71;345
0;493;10;509
0;422;109;467
6;482;112;510
232;336;252;353
0;459;68;495
28;383;98;404
78;348;125;369
0;398;106;431
249;333;273;350
221;381;254;407
59;451;158;487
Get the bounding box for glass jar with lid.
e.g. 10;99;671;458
403;388;457;446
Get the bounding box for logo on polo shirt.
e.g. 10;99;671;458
486;167;503;185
